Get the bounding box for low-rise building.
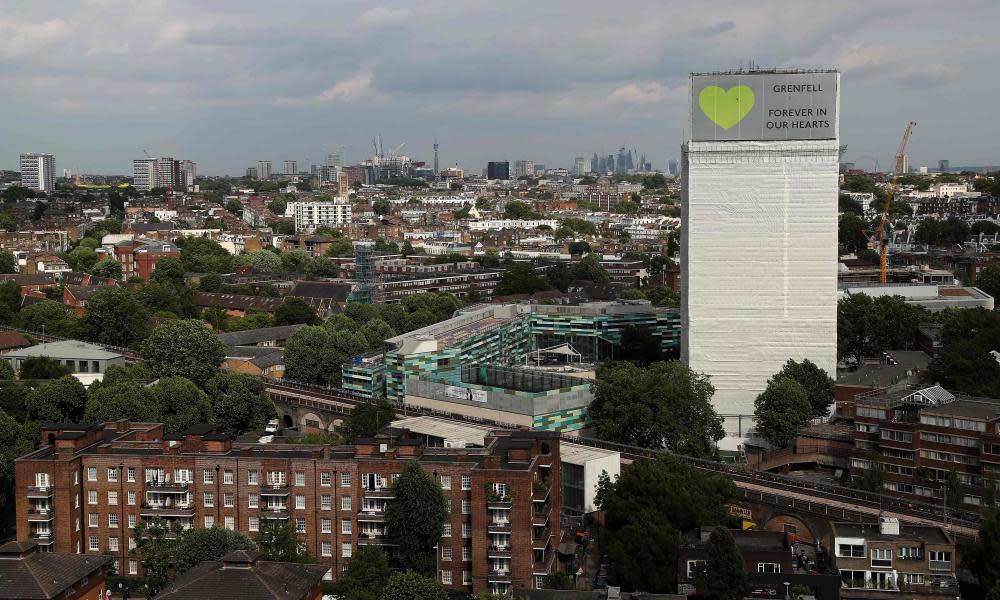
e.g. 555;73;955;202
154;550;328;600
3;340;125;384
0;541;112;600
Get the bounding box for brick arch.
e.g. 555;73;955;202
299;412;325;431
328;418;343;433
763;514;818;545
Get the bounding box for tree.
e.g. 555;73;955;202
204;372;276;437
284;326;338;385
385;461;449;575
19;357;72;380
0;251;15;274
234;250;281;272
179;236;234;273
274;297;319;325
360;319;396;348
597;456;734;592
694;528;745;600
342;398;395;442
373;199;391;215
570;253;610;284
590;361;723;456
0;280;21;314
15;300;78;335
83;380;158;424
132;519;180;595
838;213;870;255
480;248;500;268
335;545;391;600
25;375;87;422
255;519;313;563
768;359;834;418
838;294;928;364
150;376;213;434
929;308;1000;397
379;571;448;600
567;241;591;255
542;571;572;589
140;319;226;387
90;257;123;279
0;360;12;380
503;200;541;220
976;265;1000;302
0;409;34;518
225;198;243;215
965;508;1000;593
325;237;355;258
173;526;256;574
753;377;811;448
494;260;549;296
80;287;150;346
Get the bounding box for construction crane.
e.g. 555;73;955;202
876;121;916;283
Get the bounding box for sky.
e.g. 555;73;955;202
1;0;998;176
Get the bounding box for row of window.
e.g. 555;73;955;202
836;545;952;564
74;468;477;490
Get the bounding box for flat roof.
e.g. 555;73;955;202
390;416;491;446
922;397;1000;420
560;442;618;465
832;522;950;545
5;339;122;360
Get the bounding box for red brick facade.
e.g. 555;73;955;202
15;421;559;595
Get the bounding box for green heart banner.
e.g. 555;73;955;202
698;85;755;129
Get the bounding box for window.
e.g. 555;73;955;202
342;543;352;558
441;570;452;585
296;518;306;533
440;475;452;489
461;475;472;490
687;560;705;579
88;513;98;528
929;550;952;563
443;523;452;537
921;431;979;448
246;517;259;533
295;472;305;487
321;495;332;510
899;546;921;559
757;563;780;573
89;536;99;551
341;496;351;511
295;495;306;510
857;422;878;433
342;471;354;486
128;514;136;529
108;491;118;505
76;518;80;532
321;541;332;557
462;523;472;538
266;471;286;486
108;513;119;528
224;493;234;508
35;472;50;487
461;499;471;514
109;537;118;552
920;449;977;465
463;546;471;561
129;560;137;575
175;469;192;483
857;406;884;419
445;499;452;513
87;467;97;482
342;519;352;534
203;469;214;484
902;573;925;584
224;470;234;484
127;467;135;482
107;467;118;482
838;544;866;558
442;546;453;561
463;571;472;586
204;492;214;507
127;491;136;506
204;516;214;528
88;490;97;505
535;575;545;589
247;470;259;485
248;493;259;508
225;516;234;530
322;519;332;534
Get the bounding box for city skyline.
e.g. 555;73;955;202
1;0;998;175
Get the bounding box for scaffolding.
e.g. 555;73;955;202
348;240;383;304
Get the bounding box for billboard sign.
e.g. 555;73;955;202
690;71;838;141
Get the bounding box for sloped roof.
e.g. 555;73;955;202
0;541;112;599
287;280;351;302
217;324;304;347
154;551;328;600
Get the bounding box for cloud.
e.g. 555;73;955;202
698;20;736;36
274;69;379;106
895;64;952;89
0;18;69;57
608;81;685;105
359;7;412;26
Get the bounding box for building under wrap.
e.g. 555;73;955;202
681;70;840;449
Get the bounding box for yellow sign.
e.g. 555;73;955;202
728;504;752;520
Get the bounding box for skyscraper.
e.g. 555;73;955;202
573;157;588;176
682;70;840;449
513;160;533;178
487;161;510;180
284;160;297;175
668;159;678;175
256;160;272;180
938;159;950;172
327;152;341;169
433;141;439;176
155;157;181;188
132;159;157;192
19;153;55;192
180;160;197;188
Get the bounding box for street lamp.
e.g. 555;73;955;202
783;581;791;599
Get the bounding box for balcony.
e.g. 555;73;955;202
260;486;289;497
533;527;552;548
27;508;54;522
26;486;53;498
357;510;386;522
488;545;512;558
29;532;53;545
532;510;549;527
487;521;511;534
362;487;395;499
487;495;513;510
145;481;189;493
532;481;550;503
140;503;195;518
260;507;289;520
357;532;391;546
929;560;953;572
488;570;512;583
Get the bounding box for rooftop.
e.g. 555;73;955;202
154;550;329;600
4;339;122;360
0;541;112;600
831;522;951;545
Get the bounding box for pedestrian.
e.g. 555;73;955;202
105;589;112;600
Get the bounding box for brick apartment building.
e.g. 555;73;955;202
15;421;560;595
849;384;1000;507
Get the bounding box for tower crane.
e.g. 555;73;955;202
876;121;916;283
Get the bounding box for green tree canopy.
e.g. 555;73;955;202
19;357;72;380
80;287;150;346
204;372;276;437
342;398;395;442
90;257;123;279
173;526;256;574
0;410;36;528
255;519;313;563
234;250;281;272
0;251;16;274
494;259;550;296
753;377;811;448
838;213;870;255
570;253;610;284
83;379;158;424
284;326;338;385
149;256;187;286
15;300;78;336
274;297;319;325
179;236;234;273
590;361;723;456
385;461;449;575
837;293;929;364
503;200;542;220
965;508;1000;592
150;376;214;434
929;308;1000;397
140;319;226;387
769;359;834;418
596;456;734;592
25;375;87;422
694;528;745;600
335;545;391;600
378;571;448;600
